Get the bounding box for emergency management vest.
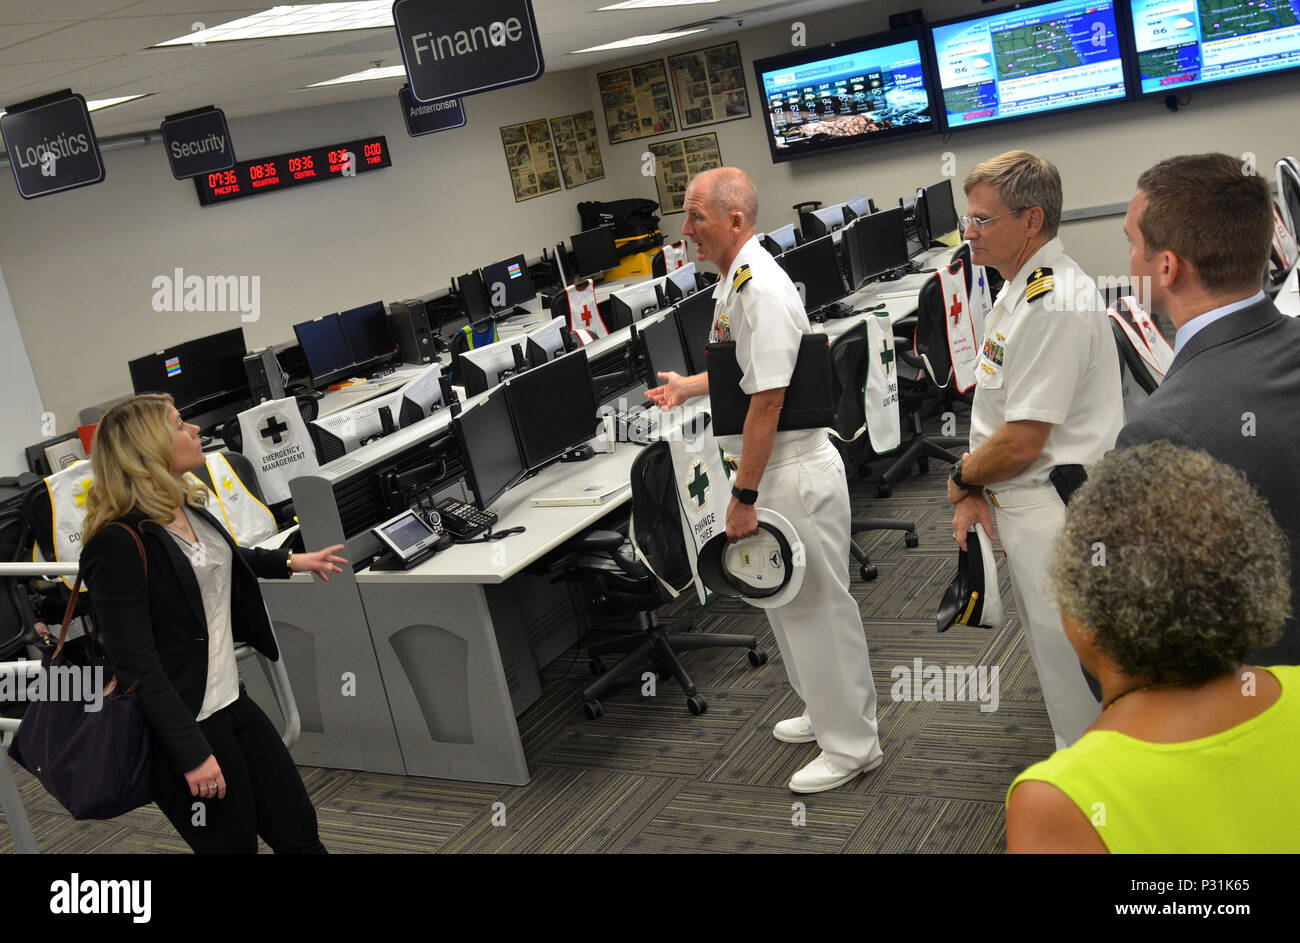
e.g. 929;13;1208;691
202;452;277;546
42;459;94;591
660;240;689;272
863;310;902;454
236;398;320;504
939;259;981;393
564;280;606;339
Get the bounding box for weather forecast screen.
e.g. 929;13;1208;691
931;0;1129;128
1129;0;1300;93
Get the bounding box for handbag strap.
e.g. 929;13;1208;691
54;521;147;660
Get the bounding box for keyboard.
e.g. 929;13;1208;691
435;498;497;539
612;408;656;444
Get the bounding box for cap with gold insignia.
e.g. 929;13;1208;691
1025;266;1054;303
732;263;752;294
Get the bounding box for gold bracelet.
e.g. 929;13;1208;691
286;550;294;574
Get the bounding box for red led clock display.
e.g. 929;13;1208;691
195;136;390;205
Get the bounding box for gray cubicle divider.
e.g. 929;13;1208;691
241;474;405;774
359;581;532;784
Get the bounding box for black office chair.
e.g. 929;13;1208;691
0;479;42;663
551;440;767;718
827;322;919;580
876;253;973;497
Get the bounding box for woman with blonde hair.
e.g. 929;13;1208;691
80;393;344;853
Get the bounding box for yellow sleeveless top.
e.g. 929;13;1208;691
1007;665;1300;853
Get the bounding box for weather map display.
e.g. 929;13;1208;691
1129;0;1300;93
754;35;935;162
931;0;1129;129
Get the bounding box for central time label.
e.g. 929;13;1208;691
193;135;391;205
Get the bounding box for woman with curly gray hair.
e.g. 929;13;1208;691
1005;441;1300;853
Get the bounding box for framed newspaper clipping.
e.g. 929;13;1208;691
549;111;606;189
649;132;721;214
597;59;677;144
667;41;750;130
500;118;562;202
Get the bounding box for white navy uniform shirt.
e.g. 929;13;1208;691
969;236;1123;492
710;235;821;457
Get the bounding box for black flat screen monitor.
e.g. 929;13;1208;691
802;203;848;240
639;311;691;383
609;279;664;330
185;327;250;412
761;223;799;255
845;193;872;220
458;270;492;321
571;225;620;278
754;28;938;163
919;179;960;244
481;254;536;313
664;262;699;302
294;314;355;388
340;301;396;367
129;344;194;408
459;339;525;398
845;206;911;285
674;289;716;376
504;350;599;471
777;235;848;315
451;385;527;511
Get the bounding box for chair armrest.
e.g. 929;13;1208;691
566;530;625;554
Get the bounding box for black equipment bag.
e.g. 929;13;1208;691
705;335;835;437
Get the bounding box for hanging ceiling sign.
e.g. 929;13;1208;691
0;90;105;200
160;106;235;180
398;86;466;136
393;0;544;103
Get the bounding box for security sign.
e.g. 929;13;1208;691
160;106;235;179
1;90;104;199
393;0;545;103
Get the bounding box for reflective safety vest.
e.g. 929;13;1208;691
202;452;277;546
41;459;94;591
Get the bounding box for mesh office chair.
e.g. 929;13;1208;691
552;440;767;718
828;322;919;580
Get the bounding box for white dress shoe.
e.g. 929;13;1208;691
788;752;883;794
773;715;817;743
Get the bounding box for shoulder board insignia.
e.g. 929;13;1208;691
1025;266;1054;302
733;264;753;293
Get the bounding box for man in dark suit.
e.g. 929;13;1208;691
1117;153;1300;664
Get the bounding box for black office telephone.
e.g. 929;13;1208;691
435;497;498;539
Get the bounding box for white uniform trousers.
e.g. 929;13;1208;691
758;437;881;768
991;489;1101;748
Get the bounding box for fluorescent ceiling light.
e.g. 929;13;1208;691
599;1;721;8
305;65;406;87
154;2;393;46
570;29;708;53
0;94;146;119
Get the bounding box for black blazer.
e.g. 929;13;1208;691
79;503;291;774
1117;296;1300;664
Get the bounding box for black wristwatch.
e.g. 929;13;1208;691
731;485;758;505
950;458;972;491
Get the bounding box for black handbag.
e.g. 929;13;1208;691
8;522;153;820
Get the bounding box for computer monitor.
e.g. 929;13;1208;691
844;206;910;286
458;337;526;398
183;327;252;427
609;278;665;330
844;193;872;221
395;362;445;427
639;310;691;383
761;223;799;256
129;344;195;408
918;179;959;245
480;254;536;314
294;314;356;388
570;225;620;278
663;262;699;303
525;316;568;368
457;270;492;321
777;235;848;316
504;349;599;472
900;198;925;258
452;385;527;511
309;389;403;463
674;289;716;376
339;301;396;370
802;203;848;240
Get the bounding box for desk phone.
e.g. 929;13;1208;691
369;507;453;569
435;497;497;539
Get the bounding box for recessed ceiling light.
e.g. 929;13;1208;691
304;65;407;88
0;94;147;119
599;1;721;8
154;2;393;46
570;29;708;53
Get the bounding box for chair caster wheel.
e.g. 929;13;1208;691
876;484;892;498
747;648;768;667
589;657;606;676
905;531;919;548
918;458;930;474
584;700;603;720
686;695;707;715
860;565;878;582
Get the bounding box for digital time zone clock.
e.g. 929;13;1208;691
194;135;391;206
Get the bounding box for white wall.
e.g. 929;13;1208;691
2;0;1298;446
0;261;46;476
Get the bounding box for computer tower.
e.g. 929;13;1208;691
389;300;437;365
243;346;288;403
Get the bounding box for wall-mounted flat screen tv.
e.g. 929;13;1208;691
753;29;937;163
931;0;1133;130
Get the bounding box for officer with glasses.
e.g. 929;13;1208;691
946;150;1122;750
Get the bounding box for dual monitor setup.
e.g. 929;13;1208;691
292;300;399;390
753;0;1300;163
456;254;538;323
127;327;253;433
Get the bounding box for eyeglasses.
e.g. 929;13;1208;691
960;208;1027;232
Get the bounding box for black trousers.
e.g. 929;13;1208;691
150;689;326;854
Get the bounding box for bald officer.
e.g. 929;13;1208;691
946;151;1122;749
647;167;881;793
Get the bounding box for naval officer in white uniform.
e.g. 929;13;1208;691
946;150;1123;748
646;167;882;793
